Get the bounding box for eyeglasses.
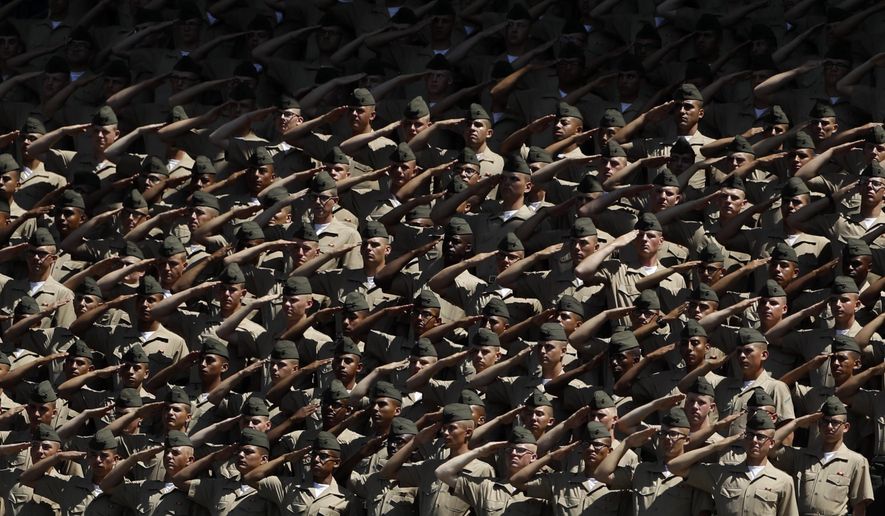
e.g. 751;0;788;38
309;193;335;203
508;446;535;456
819;417;847;428
743;432;772;443
312;451;339;463
864;180;885;190
587;440;611;450
656;430;688;441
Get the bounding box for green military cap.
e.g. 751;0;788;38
236;221;265;241
571;217;597;237
283;276;312;296
662;407;690;429
124;240;144;259
343;291;370;312
588;389;616;409
242;396;270;417
600;109;626;128
334;336;362;357
0;351;10;366
442;403;474;423
322;380;350;402
468;103;490;121
728;135;755;155
0;198;8;214
557;295;584;317
471;327;501;347
652;170;680;188
239;428;270;449
138;275;163;295
414;289;441;309
261;187;289;209
412;338;438;357
867;126;885;145
831;275;859;295
390;142;416;163
671;138;694;156
169;105;188;123
166;386;190;405
497;232;524;253
510;425;537;444
764;105;790;125
59;189;86;210
691;283;719;303
507;3;531;20
291;221;319;242
314;431;342;452
191;191;221;212
556;101;583;121
746;409;776;430
403;96;430;119
68;339;94;361
770;242;799;263
217;263;245;285
458;148;481;166
362;221;389;239
482;298;510;320
585;421;610;440
699;241;725;263
861;161;885;179
29;227;56;247
809;101;836;119
634;212;662;232
505;154;531;175
323;146;350;165
843;238;872;257
248;147;274;167
673;83;703;102
407;204;431;221
21;117;46;135
391;417;418;436
0;154;20;173
738;327;768;346
116;388;144;407
601;140;627;158
271;340;300;360
722;175;745;192
687;377;715;397
610;330;640;353
193;156;217;175
446;217;473;235
201;336;230;359
525;388;552;407
278;94;300;110
634;289;661;311
786;131;815;151
92;106;118;126
142;155;168;176
781;177;810;198
310;170;338;194
681;320;707;339
373;381;402;402
122;344;149;364
459;389;485;407
30;381;57;403
348;88;375;107
820;395;848;416
578;175;604;193
15;296;39;316
832;334;861;354
526;146;553;164
159;235;186;257
539;322;567;342
747;388;775;408
33;424;61;443
89;429;118;451
165;430;193;448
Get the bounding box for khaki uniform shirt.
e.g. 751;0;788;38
847;388;885;457
256;476;350;515
397;457;494;516
110;479;198;515
348;462;418;516
452;477;546;516
714;371;796;436
33;475;123;516
684;460;799;516
522;471;622;516
0;277;75;329
596;258;688;314
609;460;713;516
315;218;363;272
188;478;270;516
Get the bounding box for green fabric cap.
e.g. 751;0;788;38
571;217;597;238
588;389;615;409
343;291;370;313
506;3;531;20
687;377;715;397
820;395;848;416
201;336;230;359
610;330;640;353
786;131;815;151
539;322;567;342
191;191;220;212
497;232;524;253
193;156;217;175
578;175;603;193
867;126;885;145
291;221;319;242
526;146;553;164
33;424;61;443
159;235;186;257
809;101;836;119
681;320;707;339
0;351;10;366
652;170;680;188
314;431;342;452
781;177;810;198
373;381;402;402
412;338;438;357
262;187;289;208
599;109;626;128
407;204;432;221
403;96;430;119
116;388;144;407
122;344;149;364
662;407;690;429
634;212;662;232
239;428;270;449
242;396;270;417
471;328;501;348
671;137;694;156
362;221;389;239
699;242;725;263
92;106;118;126
310;170;338;194
601;140;627;158
142;155;168;176
236;221;265;241
414;289;441;309
0;154;21;173
165;430;193;448
391;417;418;436
446;217;473;235
323;146;350;165
15;296;39;316
166;386;190;405
271;340;300;361
831;275;859;295
248;147;274;167
458;148;481;166
770;242;798;263
525;388;552;407
843;238;871;257
673;83;703;102
691;283;719;303
278;94;300;110
348;88;375;106
30;381;57;403
722;175;745;192
634;289;661;311
748;388;775;407
585;421;610;440
510;425;537;444
21;117;46;135
728;135;755;155
738;327;768;346
390;142;416;163
557;294;584;317
747;409;776;430
323;379;351;402
217;263;245;285
459;389;485;407
505;154;531;175
861;161;885;179
89;429;118;451
334;336;362;357
169;105;189;123
764;105;789;125
68;339;94;361
442;403;474;423
59;190;86;210
468;103;490;121
832;334;861;354
283;276;312;296
556;101;583;121
137;275;163;296
482;297;510;320
29;227;56;247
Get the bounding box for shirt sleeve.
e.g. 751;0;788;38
257;476;286;506
187;478;218;509
109;481;142;509
608;465;635;490
848;389;878;417
849;456;875;506
777;476;799;516
683;463;717;494
452;476;486;509
520;475;553;500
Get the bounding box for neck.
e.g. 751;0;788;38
638;255;657;268
782;221;800;236
500;195;524;211
745;455;768;467
690;418;711;433
363;260;383;277
138;320;160;332
451;443;470;456
821;439;842;453
677;124;698;137
759;317;779;332
742;368;763;381
470;142;488;153
541;363;562;380
313;473;333;485
29;270;51;282
201;376;222;392
314;213;334;224
861;203;883;218
834;317;854;331
505;43;528;55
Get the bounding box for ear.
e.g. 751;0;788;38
760;348;769;361
221;361;230;374
546;417;556;428
698;107;705;120
523;179;533;194
487;127;494;139
394;406;401;416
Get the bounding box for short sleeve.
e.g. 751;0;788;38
849;456;874;506
396;461;426;488
520;475;553;500
683;463;718;494
109;481;143;509
257;476;286;506
452;476;485;508
849;389;878;417
608;465;635;490
187;478;218;509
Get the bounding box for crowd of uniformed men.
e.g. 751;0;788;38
2;0;885;514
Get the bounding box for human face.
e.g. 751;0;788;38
781;194;809;220
90;449;118;478
463;120;492;148
864;141;885;163
655;426;689;459
536;340;566;368
311;449;340;478
216;283;245;315
469;345;500;373
386;433;414;457
789;148;814;173
557;311;582;336
506;18;531;45
332;353;361;384
506;442;537;474
633;230;663;260
584;438;612;468
498;172;531;202
322;399;350;428
557;57;583;86
587;408;617;432
496;250;523;273
30;440;60;464
276;108;302;134
0;35;21;61
769;260;798;287
370;397;401;427
455;163;481;185
674;100;703;133
829;293;859;325
41;72;69;98
55;205;87;237
290;239;319;267
389;161;417;190
521;406;554;436
18;132;40;161
610;350;639;378
649;185;681;212
669;152;695;174
570;235;598;263
236;444;268;473
169;70;200;94
742;429;774;460
119;361;149;388
119;208;147;234
600;157;627;181
163;445;194;474
26;245;56;278
74;294;102;317
443;233;473;262
316;25;344;53
737;344;767;377
309;191;336;222
481;315;509;335
553;116;582;141
810;117;837;142
199;353;228;380
818;415;849;444
402;117;431;140
440;421;472;449
0;169;19;197
342;310;368;336
757;297;787;326
411;306;440;335
91;125;119;152
349;105;376;133
424;70;453;96
830;351;861;383
617;70;641;97
137;293;163;324
698;261;725;285
718;188;747;219
409;355;438;377
240;414;271;432
729;152;753;171
844;254;872;284
685;393;715;428
164;403;191;430
245;165;274;195
270;359;298;384
361;237;390;266
188;206;217;231
687;298;719;319
678;336;710;369
27;402;57;426
861;176;885;208
430;14;455;41
693;30;719;58
282;294;311;321
63;355;93;379
824;59;850;85
158;254;186;287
